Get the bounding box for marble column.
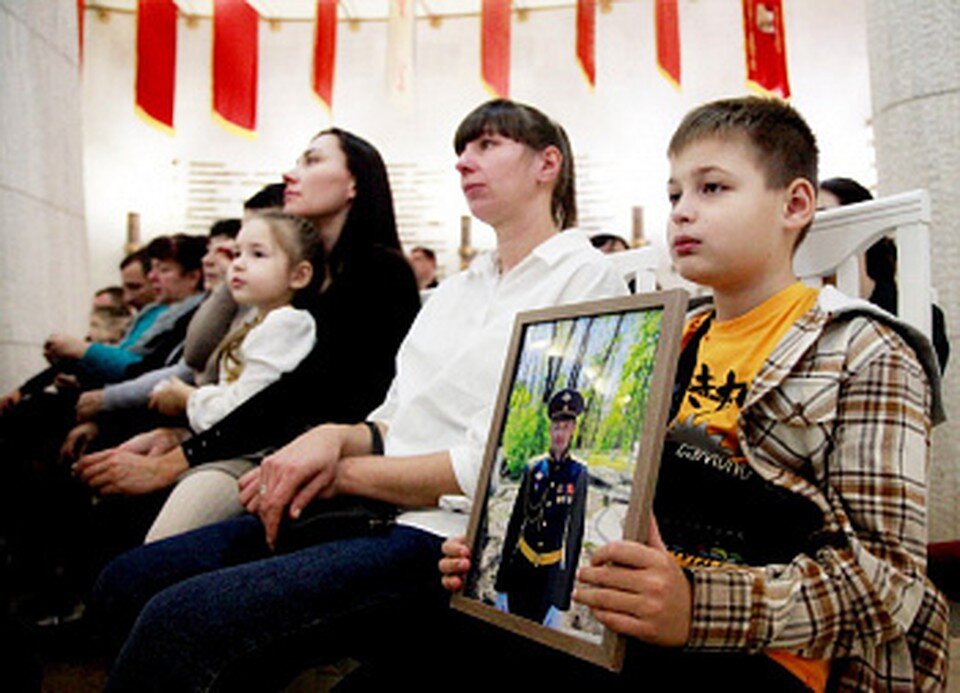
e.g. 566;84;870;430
0;1;89;393
866;0;960;541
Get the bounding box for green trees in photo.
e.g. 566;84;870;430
499;310;663;479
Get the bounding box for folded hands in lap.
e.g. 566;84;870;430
238;424;345;549
72;427;191;495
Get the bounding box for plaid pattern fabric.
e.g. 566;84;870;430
682;296;949;691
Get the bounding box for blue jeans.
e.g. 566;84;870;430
93;514;445;692
94;516;812;692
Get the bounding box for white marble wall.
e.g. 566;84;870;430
866;0;960;541
0;0;89;393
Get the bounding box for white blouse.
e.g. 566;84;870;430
187;305;316;433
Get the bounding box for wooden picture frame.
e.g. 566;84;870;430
452;289;688;671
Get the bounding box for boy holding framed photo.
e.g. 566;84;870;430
442;96;948;691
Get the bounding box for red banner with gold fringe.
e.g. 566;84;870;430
213;0;258;135
481;0;510;97
135;0;177;132
655;0;680;88
77;0;85;65
313;0;337;110
742;0;790;98
576;0;596;87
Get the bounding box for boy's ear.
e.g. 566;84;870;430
536;145;562;185
289;260;313;291
782;178;817;233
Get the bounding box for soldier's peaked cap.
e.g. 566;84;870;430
548;388;584;421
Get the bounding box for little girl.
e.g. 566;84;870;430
145;211;322;541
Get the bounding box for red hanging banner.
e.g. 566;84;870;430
742;0;790;98
135;0;177;132
77;0;85;65
655;0;680;88
213;0;258;135
481;0;510;98
313;0;337;110
576;0;595;87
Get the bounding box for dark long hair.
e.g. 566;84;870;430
314;128;401;280
454;99;577;230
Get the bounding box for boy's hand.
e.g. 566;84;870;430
573;519;692;647
438;536;471;592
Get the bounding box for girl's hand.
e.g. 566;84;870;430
149;377;194;416
439;536;471;592
573;518;692;647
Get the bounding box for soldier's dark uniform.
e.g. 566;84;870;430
495;389;588;624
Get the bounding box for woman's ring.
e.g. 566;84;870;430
259;483;267;496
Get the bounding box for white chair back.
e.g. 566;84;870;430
794;189;932;338
607;245;660;293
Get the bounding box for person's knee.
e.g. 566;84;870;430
89;548;152;653
145;471;243;543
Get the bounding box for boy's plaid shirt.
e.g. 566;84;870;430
681;289;948;691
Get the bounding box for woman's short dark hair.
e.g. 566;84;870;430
313;128;401;279
145;233;207;274
820;177;873;206
454;99;577;230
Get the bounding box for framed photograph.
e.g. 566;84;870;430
451;289;688;671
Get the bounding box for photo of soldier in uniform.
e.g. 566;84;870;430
460;300;682;649
494;389;588;627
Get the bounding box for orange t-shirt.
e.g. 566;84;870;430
670;283;828;692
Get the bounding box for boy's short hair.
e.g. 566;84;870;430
210;218;241;239
410;246;436;263
94;286;126;309
668;96;819;245
120;248;151;275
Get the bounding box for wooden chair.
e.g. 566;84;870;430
606;245;660;293
794;189;932;339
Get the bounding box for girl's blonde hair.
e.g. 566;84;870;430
218;211;323;382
